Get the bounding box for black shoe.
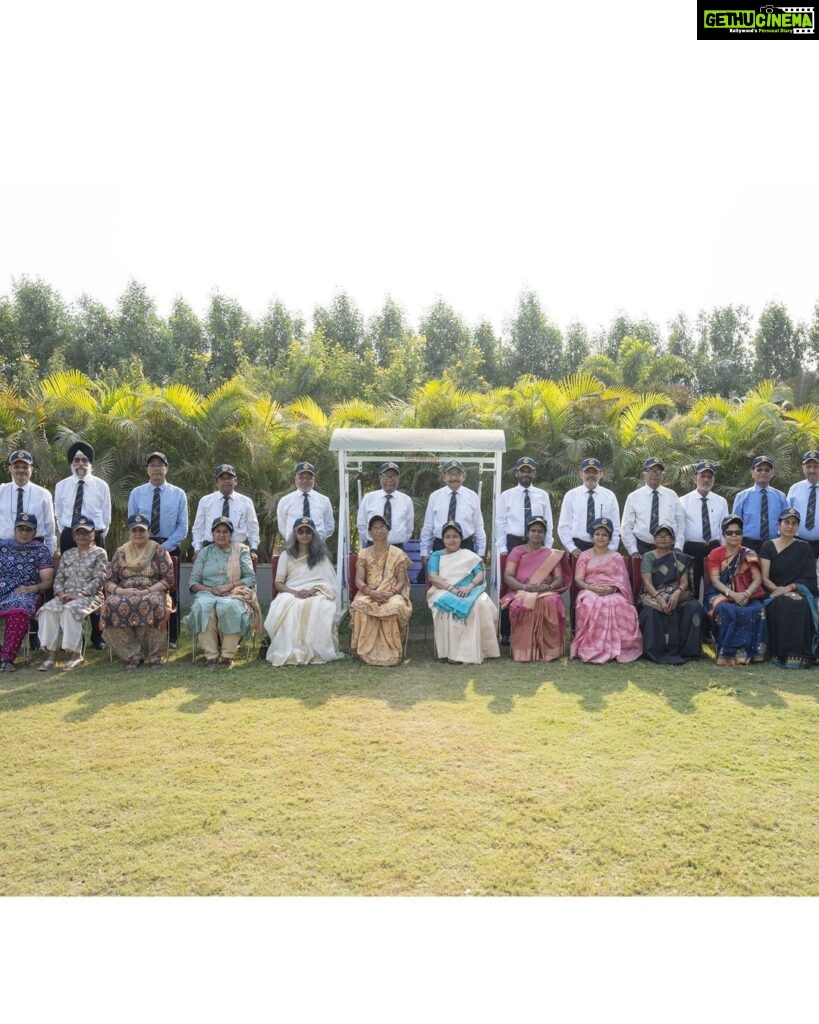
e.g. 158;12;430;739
500;636;511;646
92;640;107;651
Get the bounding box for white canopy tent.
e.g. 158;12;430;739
329;428;507;619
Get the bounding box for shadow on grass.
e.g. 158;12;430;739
1;639;816;721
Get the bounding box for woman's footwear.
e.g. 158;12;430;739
148;659;162;670
38;657;57;672
63;655;84;671
217;658;234;668
203;659;218;669
125;659;141;671
1;661;16;672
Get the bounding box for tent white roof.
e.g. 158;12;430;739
329;428;506;454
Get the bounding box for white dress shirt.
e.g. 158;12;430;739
557;484;621;552
54;472;112;536
621;484;686;554
420;485;485;556
357;488;415;545
277;488;335;541
192;490;261;551
495;484;553;553
0;481;57;553
679;488;729;544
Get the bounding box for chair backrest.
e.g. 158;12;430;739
498;553;508;599
628;553;643;603
403;539;424;584
348;553;358;601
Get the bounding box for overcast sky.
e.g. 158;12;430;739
2;2;816;340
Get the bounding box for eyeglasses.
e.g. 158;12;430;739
296;527;313;534
724;530;742;536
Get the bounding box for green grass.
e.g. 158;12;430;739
1;630;818;896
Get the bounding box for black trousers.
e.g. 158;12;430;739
153;540;180;643
683;540;719;602
432;536;475;553
635;538;655;556
572;537;594;552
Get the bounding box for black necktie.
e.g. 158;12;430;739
649;489;659;535
72;479;85;521
302;493;310;518
701;496;711;542
807;486;816;531
523;488;531;527
151;486;161;536
383;493;392;529
760;488;769;541
586;490;595;533
16;488;24;516
447;490;457;522
222;494;230;518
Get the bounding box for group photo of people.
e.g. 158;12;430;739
2;438;818;675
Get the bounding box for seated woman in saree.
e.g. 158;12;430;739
101;513;175;671
703;514;767;666
37;516;107;672
570;517;641;664
759;507;819;669
0;513;54;672
264;516;341;666
426;520;500;665
183;516;261;669
500;515;570;663
639;523;704;665
350;514;412;666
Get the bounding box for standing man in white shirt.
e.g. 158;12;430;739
557;457;621;555
0;450;57;554
680;460;729;601
192;464;261;568
54;443;111;551
420;459;486;558
621;457;686;556
276;462;335;542
54;441;112;648
495;456;553;554
357;462;415;550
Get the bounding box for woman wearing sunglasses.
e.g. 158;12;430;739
704;514;767;666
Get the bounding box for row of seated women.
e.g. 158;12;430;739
2;508;816;673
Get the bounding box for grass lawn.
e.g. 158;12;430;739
1;625;818;896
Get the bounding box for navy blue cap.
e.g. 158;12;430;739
127;513;150;529
14;511;37;528
379;462;400;475
694;460;717;474
778;507;801;523
653;521;675;538
721;514;743;532
525;515;548;532
802;451;819;464
146;452;169;466
514;457;537;471
72;515;96;531
214;464;237;478
294;517;316;531
8;450;33;465
367;514;388;530
442;459;464;473
752;455;774;469
442;519;463;536
210;516;234;532
643;457;665;470
580;458;603;470
295;462;316;475
590;517;614;534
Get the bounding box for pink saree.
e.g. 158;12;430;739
570;550;642;664
500;546;569;662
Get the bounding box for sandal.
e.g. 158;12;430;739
125;659;141;671
1;661;16;672
217;658;234;668
39;658;57;672
203;659;218;669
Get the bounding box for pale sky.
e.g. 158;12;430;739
2;1;817;341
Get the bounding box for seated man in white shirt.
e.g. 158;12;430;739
54;441;112;648
276;462;335;543
192;463;261;568
356;462;415;550
557;457;621;556
680;460;729;601
495;456;553;554
420;459;486;560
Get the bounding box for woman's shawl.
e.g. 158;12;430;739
427;547;486;620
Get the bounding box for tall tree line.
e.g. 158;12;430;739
3;277;819;406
